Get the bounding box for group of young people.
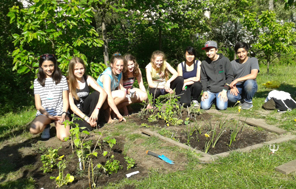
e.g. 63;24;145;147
30;40;259;141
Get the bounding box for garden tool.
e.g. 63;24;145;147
146;150;174;164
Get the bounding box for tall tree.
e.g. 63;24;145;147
243;10;296;73
8;0;103;75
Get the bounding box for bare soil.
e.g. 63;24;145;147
128;111;278;155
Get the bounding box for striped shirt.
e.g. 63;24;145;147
123;77;135;89
34;76;68;116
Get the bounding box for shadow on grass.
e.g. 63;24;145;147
256;83;296;100
0;122;31;143
0;137;39;184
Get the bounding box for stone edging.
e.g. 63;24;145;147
140;129;296;163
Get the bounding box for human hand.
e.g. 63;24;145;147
182;84;187;90
49;115;59;121
218;90;228;102
230;87;239;96
164;82;170;91
90;108;99;122
230;80;238;88
87;117;97;127
201;91;208;101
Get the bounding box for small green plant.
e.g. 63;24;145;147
124;156;136;170
50;158;74;188
229;120;241;147
97;154;122;175
212;127;226;148
40;147;60;173
204;133;212;154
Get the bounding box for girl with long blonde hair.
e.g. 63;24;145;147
68;57;107;130
145;50;184;108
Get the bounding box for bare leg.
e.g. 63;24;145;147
55;116;70;141
30;115;52;134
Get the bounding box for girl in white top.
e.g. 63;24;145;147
30;54;70;141
145;50;184;108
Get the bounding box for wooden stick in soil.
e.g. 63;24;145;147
88;160;91;189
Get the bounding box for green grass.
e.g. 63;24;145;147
2;65;296;188
0;106;35;143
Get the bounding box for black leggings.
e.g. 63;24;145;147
149;76;184;104
179;81;202;107
73;91;100;131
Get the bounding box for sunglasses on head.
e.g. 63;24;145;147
114;53;121;56
40;54;55;59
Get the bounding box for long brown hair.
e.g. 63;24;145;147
123;54;140;80
67;57;86;100
150;50;169;80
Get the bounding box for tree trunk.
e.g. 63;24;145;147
267;57;270;74
102;19;109;66
159;26;162;50
269;0;274;10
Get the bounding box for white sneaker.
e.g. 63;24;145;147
41;125;50;140
192;100;199;107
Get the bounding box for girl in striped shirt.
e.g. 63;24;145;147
30;54;70;141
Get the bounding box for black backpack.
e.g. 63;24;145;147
264;90;296;112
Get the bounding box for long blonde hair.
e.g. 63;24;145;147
68;57;86;100
150;50;169;80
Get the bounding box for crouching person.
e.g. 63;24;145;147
200;41;234;110
227;42;259;110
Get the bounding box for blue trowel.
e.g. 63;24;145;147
146;150;174;164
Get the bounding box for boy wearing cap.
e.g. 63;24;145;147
200;41;234;110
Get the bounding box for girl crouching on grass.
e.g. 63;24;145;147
30;54;70;141
68;57;107;131
120;54;147;116
145;50;184;108
97;53;127;123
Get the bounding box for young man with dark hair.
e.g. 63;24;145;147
227;42;259;109
200;41;234;110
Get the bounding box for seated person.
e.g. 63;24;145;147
227;42;259;109
68;57;107;131
145;50;184;108
97;53;126;123
120;54;147;116
200;41;234;110
30;54;70;141
177;46;202;107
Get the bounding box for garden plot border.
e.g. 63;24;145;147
140;117;296;163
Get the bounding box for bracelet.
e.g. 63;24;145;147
84;117;89;122
83;115;87;120
62;112;67;115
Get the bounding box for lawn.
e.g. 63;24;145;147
1;64;296;189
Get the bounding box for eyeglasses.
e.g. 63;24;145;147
40;54;55;59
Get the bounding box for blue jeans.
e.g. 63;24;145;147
201;91;228;110
227;79;258;103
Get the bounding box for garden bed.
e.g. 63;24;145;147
22;136;142;189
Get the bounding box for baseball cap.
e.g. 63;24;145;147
202;41;218;50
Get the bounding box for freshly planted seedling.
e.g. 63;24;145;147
40;147;60;173
50;158;74;188
124;156;136;170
